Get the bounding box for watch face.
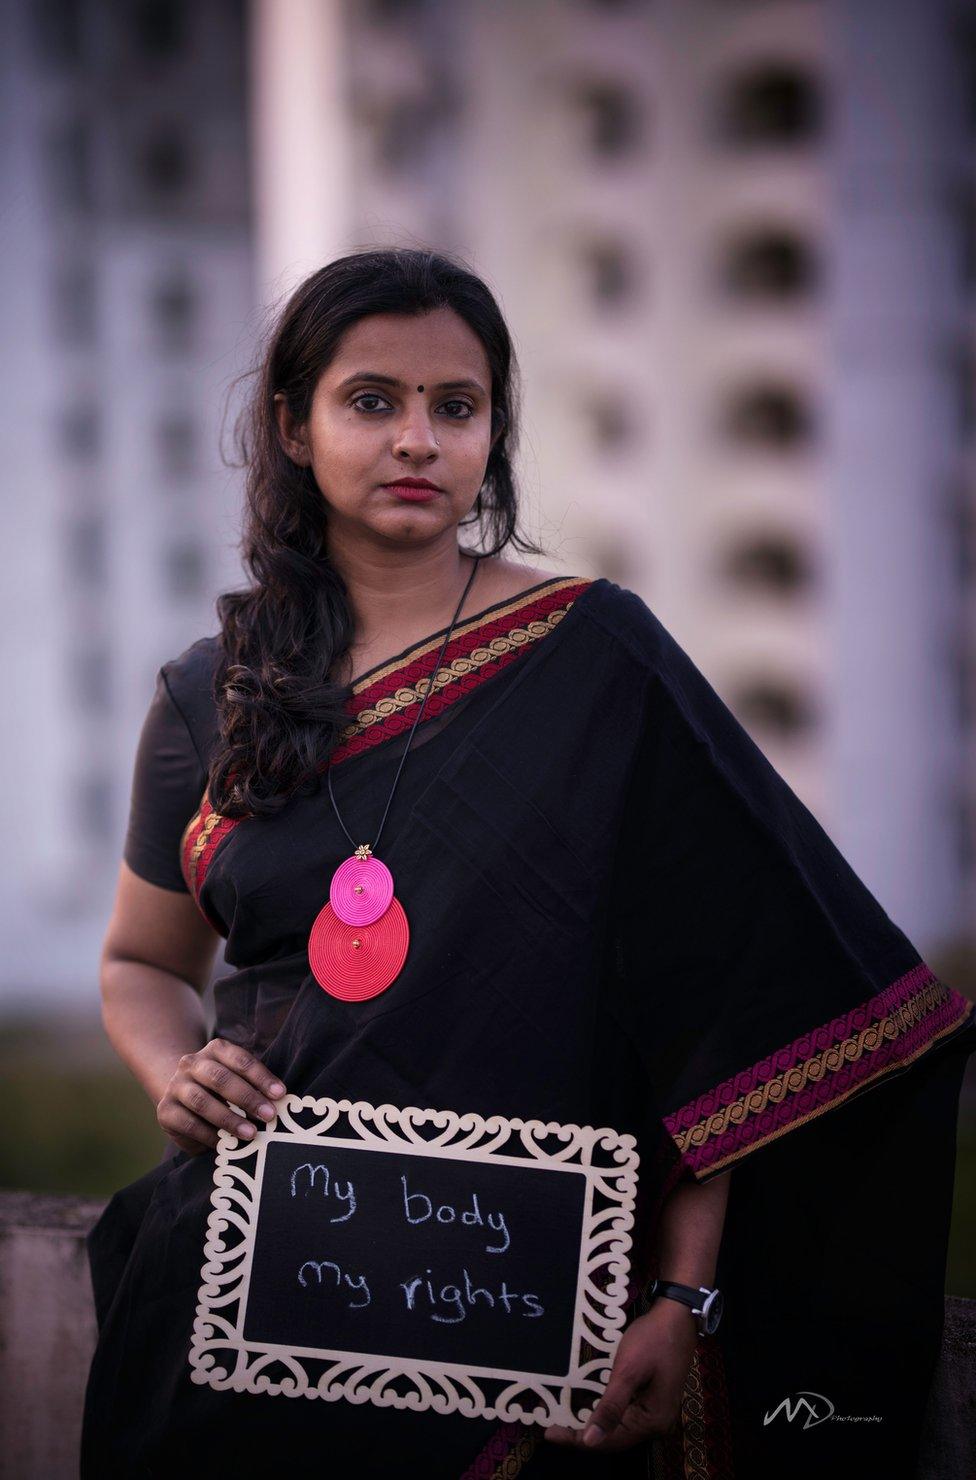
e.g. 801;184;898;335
703;1289;724;1334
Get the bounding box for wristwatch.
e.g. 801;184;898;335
646;1279;724;1336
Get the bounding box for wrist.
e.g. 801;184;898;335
646;1278;724;1337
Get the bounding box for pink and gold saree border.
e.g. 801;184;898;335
664;962;976;1181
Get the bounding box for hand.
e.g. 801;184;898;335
156;1037;288;1155
544;1299;699;1453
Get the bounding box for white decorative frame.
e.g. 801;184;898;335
188;1095;639;1428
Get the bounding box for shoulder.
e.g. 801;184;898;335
159;633;221;700
477;557;594;607
474;557;561;602
565;577;663;661
157;633;223;757
481;560;666;661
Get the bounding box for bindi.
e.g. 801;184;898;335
417;384;423;392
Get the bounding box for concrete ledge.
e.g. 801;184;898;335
0;1190;972;1478
0;1192;106;1480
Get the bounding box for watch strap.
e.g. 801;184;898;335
647;1279;722;1334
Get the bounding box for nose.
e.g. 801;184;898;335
392;402;439;462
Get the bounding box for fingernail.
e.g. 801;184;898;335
269;1083;285;1097
582;1424;606;1447
237;1122;256;1138
258;1103;275;1120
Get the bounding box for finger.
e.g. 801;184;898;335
192;1056;279;1126
160;1105;220;1152
580;1360;643;1447
588;1385;676;1451
208;1040;287;1102
542;1424;586;1446
174;1081;259;1141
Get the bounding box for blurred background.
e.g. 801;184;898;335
1;0;974;1290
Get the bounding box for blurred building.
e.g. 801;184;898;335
0;0;254;1001
1;0;973;1006
251;0;975;955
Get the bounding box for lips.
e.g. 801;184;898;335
381;479;443;492
382;479;443;502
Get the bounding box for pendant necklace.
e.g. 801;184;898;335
308;553;484;1002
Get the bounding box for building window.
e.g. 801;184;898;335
949;791;975;876
721;533;814;597
715;64;824;148
150;270;197;346
724;383;813;449
721;227;819;301
586;528;637;585
43;116;94;213
76;771;113;843
584;391;639;452
950;627;973;730
155;411;197;478
51;260;97;346
130;0;186;56
580;239;639;307
58;404;100;461
66;512;107;586
950;179;976;291
573;81;645;158
70;643;112;714
366;0;425;22
138;125;193;196
951;10;976;136
31;0;83;68
950;343;976;437
369;96;436;173
164;541;206;598
731;677;816;740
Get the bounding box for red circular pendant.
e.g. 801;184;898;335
308;897;409;1001
329;854;394;926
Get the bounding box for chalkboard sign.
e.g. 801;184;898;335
188;1096;639;1429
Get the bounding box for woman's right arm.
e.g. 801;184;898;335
100;861;287;1154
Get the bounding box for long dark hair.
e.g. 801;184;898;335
208;246;545;819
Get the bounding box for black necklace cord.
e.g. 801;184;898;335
327;553;484;854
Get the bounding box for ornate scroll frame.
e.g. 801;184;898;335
188;1095;639;1428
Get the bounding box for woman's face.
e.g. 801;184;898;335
275;306;501;551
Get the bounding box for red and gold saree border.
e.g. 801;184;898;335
179;792;237;929
664;961;976;1181
178;575;593;918
326;575;592;765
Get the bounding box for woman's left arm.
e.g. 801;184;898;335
544;1168;731;1452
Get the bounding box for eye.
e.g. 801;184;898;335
349;393;475;419
350;393;391;414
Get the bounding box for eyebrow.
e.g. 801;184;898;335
336;372;486;395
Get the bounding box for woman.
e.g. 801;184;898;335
82;247;975;1479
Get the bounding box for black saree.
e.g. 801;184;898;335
82;574;976;1480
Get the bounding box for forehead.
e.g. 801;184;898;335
326;307;491;382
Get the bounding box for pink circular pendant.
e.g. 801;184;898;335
329;854;394;926
308;897;409;1001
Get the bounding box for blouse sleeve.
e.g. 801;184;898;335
607;593;976;1186
123;666;208;892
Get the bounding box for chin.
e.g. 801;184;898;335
370;511;457;545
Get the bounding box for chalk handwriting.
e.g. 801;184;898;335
290;1163;357;1222
399;1266;544;1323
297;1259;371;1308
400;1175;511;1253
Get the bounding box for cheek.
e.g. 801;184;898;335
310;418;373;472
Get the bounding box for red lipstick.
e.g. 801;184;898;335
381;477;443;502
